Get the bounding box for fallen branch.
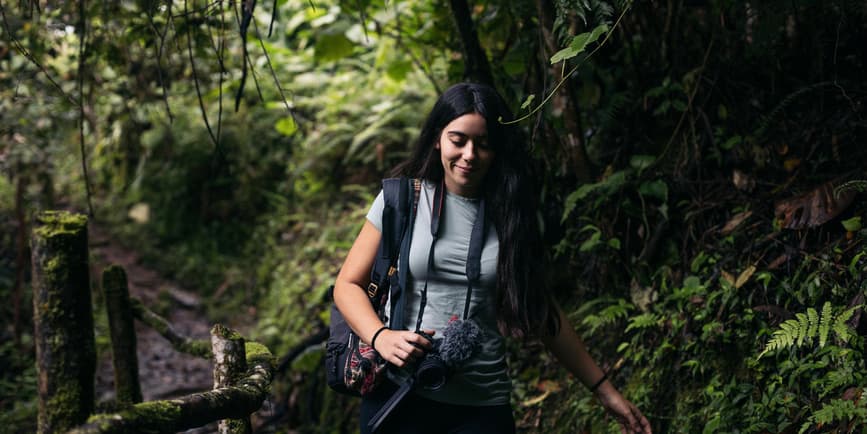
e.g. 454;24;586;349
68;343;275;434
130;297;212;359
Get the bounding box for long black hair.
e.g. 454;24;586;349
392;82;559;337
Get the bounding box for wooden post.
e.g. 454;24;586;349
102;265;143;405
30;210;95;433
211;324;252;434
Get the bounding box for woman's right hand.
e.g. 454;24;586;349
372;329;435;368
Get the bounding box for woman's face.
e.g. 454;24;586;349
436;112;494;197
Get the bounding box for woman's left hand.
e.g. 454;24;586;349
594;382;652;434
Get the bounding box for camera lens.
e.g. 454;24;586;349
415;356;448;391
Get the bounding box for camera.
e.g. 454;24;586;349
413;332;449;390
411;319;483;391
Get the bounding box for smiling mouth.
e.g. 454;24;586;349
454;165;474;173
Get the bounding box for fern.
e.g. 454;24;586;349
581;299;631;335
798;398;867;434
758;303;861;359
625;313;659;332
756;81;834;136
819;302;833;348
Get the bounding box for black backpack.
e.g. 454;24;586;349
325;177;420;396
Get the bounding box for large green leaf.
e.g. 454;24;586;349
549;24;609;64
314;32;355;62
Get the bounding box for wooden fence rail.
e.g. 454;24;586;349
30;211;275;434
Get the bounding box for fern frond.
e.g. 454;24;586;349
799;399;867;434
807;307;819;339
626;313;659;332
819;301;833;348
796;312;810;346
758;303;859;359
757;81;834;136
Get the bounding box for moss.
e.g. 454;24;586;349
44;382;88;432
33;211;88;239
212;324;243;340
244;342;275;368
128;400;183;427
223;418;251;433
84;400;183;433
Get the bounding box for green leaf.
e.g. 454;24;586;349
385;59;413;81
275;116;298;136
630;154;656;171
549;24;609;64
579;227;602;252
842;216;862;232
314;32;355;62
520;94;536;110
720;135;742;150
638;179;668;202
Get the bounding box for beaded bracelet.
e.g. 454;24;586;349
370;326;389;352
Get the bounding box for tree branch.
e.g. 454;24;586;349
0;1;79;106
447;0;494;86
130;297;212;359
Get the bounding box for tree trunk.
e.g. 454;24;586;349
448;0;495;87
13;169;26;346
535;0;592;182
212;324;252;434
102;265;142;405
30;211;95;434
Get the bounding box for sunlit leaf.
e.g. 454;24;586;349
275;116;298;136
520;94;536;110
314;32;355;62
842;216;862;232
549;24;609;64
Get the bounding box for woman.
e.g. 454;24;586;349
333;82;651;434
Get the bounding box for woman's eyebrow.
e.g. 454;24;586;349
447;131;487;138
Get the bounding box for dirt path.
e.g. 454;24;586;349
88;225;214;406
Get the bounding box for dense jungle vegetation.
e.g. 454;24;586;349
2;0;867;432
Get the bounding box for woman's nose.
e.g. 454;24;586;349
462;142;477;161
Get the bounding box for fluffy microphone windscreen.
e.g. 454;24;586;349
439;319;483;367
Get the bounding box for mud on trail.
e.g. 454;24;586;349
88;226;215;403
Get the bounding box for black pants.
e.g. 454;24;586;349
360;380;516;434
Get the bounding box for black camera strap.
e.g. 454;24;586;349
414;179;487;333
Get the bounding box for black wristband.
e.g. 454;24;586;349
589;372;609;392
370;326;389;352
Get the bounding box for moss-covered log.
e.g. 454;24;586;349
102;265;142;405
30;211;95;434
129;297;212;358
212;324;251;434
68;345;275;434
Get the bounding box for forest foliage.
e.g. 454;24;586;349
2;0;867;433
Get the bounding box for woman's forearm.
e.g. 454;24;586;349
333;280;386;345
541;309;608;391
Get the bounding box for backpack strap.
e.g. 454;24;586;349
391;178;421;329
368;178;420;313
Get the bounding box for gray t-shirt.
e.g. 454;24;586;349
366;180;511;406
